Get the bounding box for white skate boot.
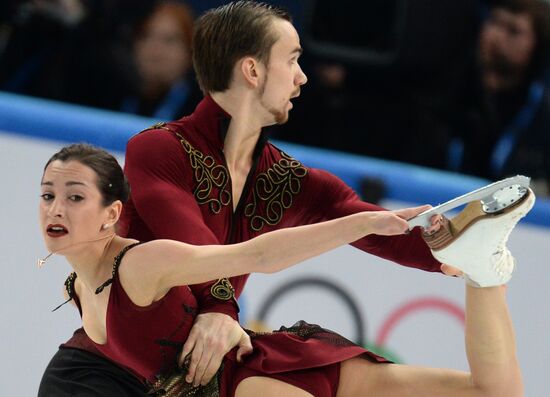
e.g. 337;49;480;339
423;187;535;287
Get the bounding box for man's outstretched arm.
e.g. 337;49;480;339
302;168;441;271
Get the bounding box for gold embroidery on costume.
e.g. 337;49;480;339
142;123;232;214
173;132;231;214
210;278;235;301
244;152;308;231
149;121;170;130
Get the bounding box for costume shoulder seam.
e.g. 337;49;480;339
267;142;310;168
129;120;190;142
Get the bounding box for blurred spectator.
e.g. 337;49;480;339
276;0;550;196
0;0;153;107
119;1;202;120
0;0;90;100
275;0;481;170
446;0;550;196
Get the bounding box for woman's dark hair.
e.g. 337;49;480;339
193;1;291;94
44;143;130;206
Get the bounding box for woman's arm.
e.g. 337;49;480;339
129;206;427;295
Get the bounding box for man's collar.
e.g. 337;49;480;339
190;95;231;149
191;95;270;160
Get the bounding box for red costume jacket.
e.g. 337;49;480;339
121;94;440;305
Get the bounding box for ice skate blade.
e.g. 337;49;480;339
407;175;531;230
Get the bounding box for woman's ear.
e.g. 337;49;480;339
104;200;123;229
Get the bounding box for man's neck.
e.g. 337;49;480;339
211;91;264;169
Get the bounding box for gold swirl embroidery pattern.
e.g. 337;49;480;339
210;278;235;301
244;152;308;232
143;123;232;214
173;132;232;214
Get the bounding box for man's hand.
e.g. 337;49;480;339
441;263;464;276
178;312;252;386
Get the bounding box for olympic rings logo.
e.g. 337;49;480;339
240;276;465;363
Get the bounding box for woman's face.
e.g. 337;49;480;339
39;160;111;255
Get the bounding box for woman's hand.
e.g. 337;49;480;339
365;205;432;236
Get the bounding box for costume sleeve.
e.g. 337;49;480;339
302;168;441;272
124;129;239;319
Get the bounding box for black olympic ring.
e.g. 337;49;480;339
256;276;366;346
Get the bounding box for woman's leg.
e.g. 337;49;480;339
336;285;522;397
335;187;532;396
235;377;313;397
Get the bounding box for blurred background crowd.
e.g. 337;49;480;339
1;0;549;196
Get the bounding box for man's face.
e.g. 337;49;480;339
479;8;537;91
257;19;308;125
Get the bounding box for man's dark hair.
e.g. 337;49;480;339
44;143;130;206
193;1;291;94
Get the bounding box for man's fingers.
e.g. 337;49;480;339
424;214;444;234
199;353;224;386
441;263;463;276
178;350;195;367
180;330;197;363
193;349;213;387
177;351;188;369
236;337;253;363
186;343;204;384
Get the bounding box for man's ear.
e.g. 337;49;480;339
240;57;261;87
